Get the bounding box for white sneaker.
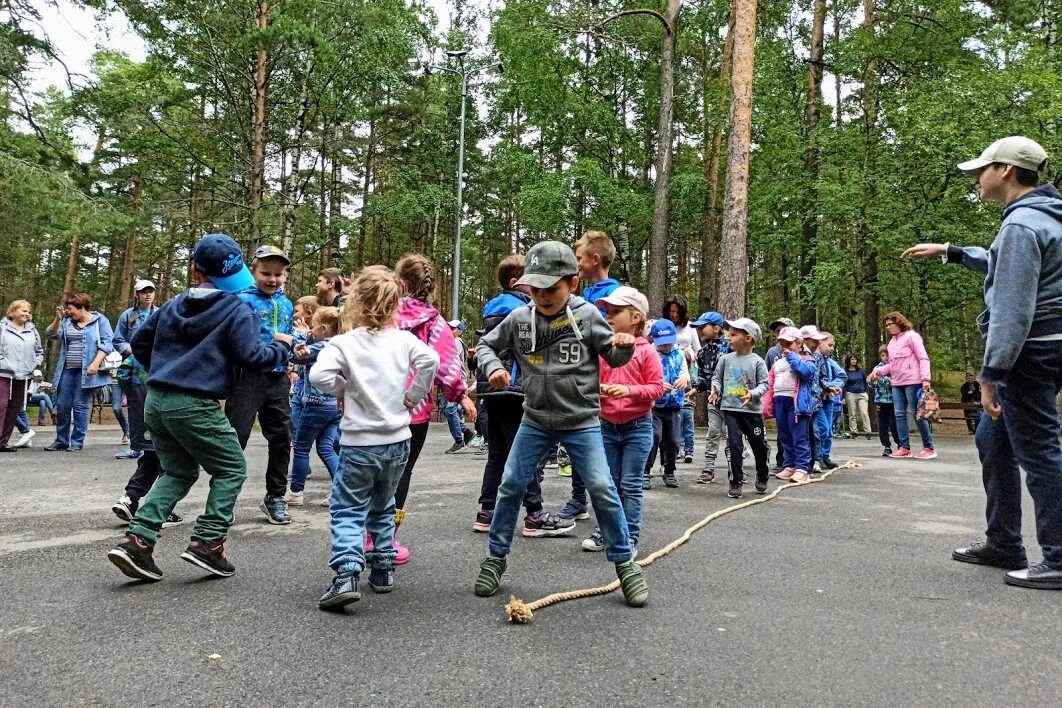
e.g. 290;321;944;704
13;430;35;448
319;493;332;508
284;490;305;506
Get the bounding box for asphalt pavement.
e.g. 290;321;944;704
1;425;1060;707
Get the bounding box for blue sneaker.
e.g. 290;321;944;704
259;495;291;525
115;449;143;460
557;499;590;521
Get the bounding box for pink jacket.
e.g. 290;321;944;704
875;330;931;386
397;297;468;425
599;337;665;425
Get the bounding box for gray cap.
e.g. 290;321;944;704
516;241;579;289
957;136;1048;173
726;317;762;342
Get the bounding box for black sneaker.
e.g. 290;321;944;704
319;572;360;610
663;474;678;488
1004;562;1062;590
107;533;163;582
463;429;475;446
755;480;768;494
111;495;138;523
369;566;394;593
260;495;291;525
697;469;715;484
882;447;892;457
162;512;185;529
952;541;1028;570
472;508;493;533
522;511;576;538
444;441;465;454
728;484;742;499
180;537;235;577
683;453;694;464
821;457;839;470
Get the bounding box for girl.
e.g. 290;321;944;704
663;294;700;460
764;327;818;483
868;311;935;459
584;287;664;555
871;346;901;456
286;307;342;506
393;253;476;563
310;266;438;611
843;355;872;439
290;295;320;435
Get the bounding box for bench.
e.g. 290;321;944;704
936;401;982;422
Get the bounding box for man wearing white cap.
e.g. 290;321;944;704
902;136;1062;590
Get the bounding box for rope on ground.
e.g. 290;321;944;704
505;461;862;624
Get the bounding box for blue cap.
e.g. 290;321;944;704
649;319;678;345
192;234;255;293
691;311;725;328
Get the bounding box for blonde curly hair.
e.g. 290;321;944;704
342;266;401;332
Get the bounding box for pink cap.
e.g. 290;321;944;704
595;286;649;317
799;325;829;341
777;326;803;342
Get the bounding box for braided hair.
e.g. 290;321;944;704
395;253;436;304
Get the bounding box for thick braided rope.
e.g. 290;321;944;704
505;462;859;623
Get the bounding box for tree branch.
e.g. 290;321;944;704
598;9;673;35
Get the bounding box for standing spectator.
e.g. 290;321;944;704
44;294;114;452
111;279;158;458
871;346;901;456
843;355;872;439
315;267;345;307
959;373;981;435
1;300;44;452
868;311;935;460
663;295;700;462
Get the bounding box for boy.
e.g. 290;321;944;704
225;244;298;525
814;332;847;470
315;267;344;307
709;318;770;498
643;319;689;489
106;233;293;581
690;311;729;483
473;254;574;537
474;240;648;607
799;325;829;472
959;372;981;435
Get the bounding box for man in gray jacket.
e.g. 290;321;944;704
903;136;1062;589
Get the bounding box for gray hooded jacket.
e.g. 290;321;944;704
0;318;44;380
476;295;634;430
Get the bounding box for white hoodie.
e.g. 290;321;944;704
310;327;439;447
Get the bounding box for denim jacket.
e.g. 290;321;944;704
47;313;115;389
294;339;337;407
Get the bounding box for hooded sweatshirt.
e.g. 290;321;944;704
945;184;1062;384
0;318;44;380
397;297;468;425
600;337;665;424
475;289;531;399
131;286;292;399
477;295;635;430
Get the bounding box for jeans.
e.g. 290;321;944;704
681;406;695;453
111;382;129;436
15;410;30;435
329;440;411;575
29;393;53;420
725;410;770;485
225;370;292;498
290;403;341;492
488;421;632;563
645;407;682;476
290;396;305;438
845;392;871;433
442;399;468;444
892;384;933;451
479;396;543;513
774;396;811;471
601;414;653;545
976;340;1062;568
875;402;899;449
54;369;96;449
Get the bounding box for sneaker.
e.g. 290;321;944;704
473;508;493;533
616;560;649;607
180;537;235;577
121;435;130;444
114;449;142;460
162;512;184;528
755;480;768;494
444;441;465;454
914;448;938;460
259;496;292;525
284;490;305;506
107;533;163;581
683;453;694;464
12;430;35;448
697;469;715;484
469;434;484;449
394;537;409;565
663;474;679;488
728;484;742;499
475;445;489;457
474;556;506;597
319;493;332;508
463;429;476;446
45;441;68;451
642;474;652;490
111;495;138;522
522;511;575;538
1004;562;1062;590
889;448;912;459
68;447;83;453
557;499;590;521
811;462;822;474
544;460;559;470
821;457;839;470
557;463;573;477
882;447;892;457
581;529;605;551
790;470;810;482
776;467;795;480
319;573;360;610
369;566;395;593
951;541;1028;570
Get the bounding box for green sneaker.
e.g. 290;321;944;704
475;556;506;597
616;560;649;607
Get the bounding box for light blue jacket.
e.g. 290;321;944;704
47;313;115;389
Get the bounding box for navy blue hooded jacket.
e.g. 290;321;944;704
474;289;531;399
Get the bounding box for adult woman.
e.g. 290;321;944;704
663;295;700;461
45;293;115;451
868;311;936;460
0;300;44;452
843;355;872;438
111;279;157;458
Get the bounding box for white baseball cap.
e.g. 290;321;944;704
32;369;43;377
957;136;1048;173
134;279;156;292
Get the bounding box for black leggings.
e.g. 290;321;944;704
394;422;430;511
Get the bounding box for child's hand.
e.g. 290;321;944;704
293;317;310;335
708;389;719;405
830;386;843;395
602;384;630;399
662;381;674;392
740;393;752;406
674;376;690;392
293;343;310;358
611;332;636;348
489;369;511;389
274;332;294;346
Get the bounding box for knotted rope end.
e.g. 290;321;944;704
506;595;534;623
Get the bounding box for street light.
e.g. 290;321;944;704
429;50;502;321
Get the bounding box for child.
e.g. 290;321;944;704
106;233;293;582
290;295;320;436
473;254;573;538
765;327;818;483
585;287;663;554
310;266;439;611
799;325;829;471
690;311;729;483
815;333;847;470
959;372;981;435
315;267;345;307
441;319;476;453
286;307;343;506
474;240;648;607
872;346;901;456
643;319;690;489
225;244;297;525
709;318;770;498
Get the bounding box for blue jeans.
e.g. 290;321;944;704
54;369;96;449
489;421;632;562
15;410;29;435
330;440;411;575
29;393;53;419
601;415;654;545
892;384;933;451
813;408;833;460
976;340;1062;568
681;406;695;453
290;397;304;438
111;382;129;436
442;400;467;443
290;404;341;492
774;396;811;471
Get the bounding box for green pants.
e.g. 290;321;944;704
129;388;247;544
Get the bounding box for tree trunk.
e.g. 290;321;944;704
249;0;270;251
860;0;882;368
118;175;144;308
356;117;375;270
800;0;827;325
717;0;759;317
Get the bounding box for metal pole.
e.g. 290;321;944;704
450;68;468;321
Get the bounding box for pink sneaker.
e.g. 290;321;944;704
776;467;795;480
914;448;938;460
790;469;810;482
888;448;912;459
364;532;374;554
394;537;410;565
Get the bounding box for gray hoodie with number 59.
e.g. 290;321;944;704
476;295;634;430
